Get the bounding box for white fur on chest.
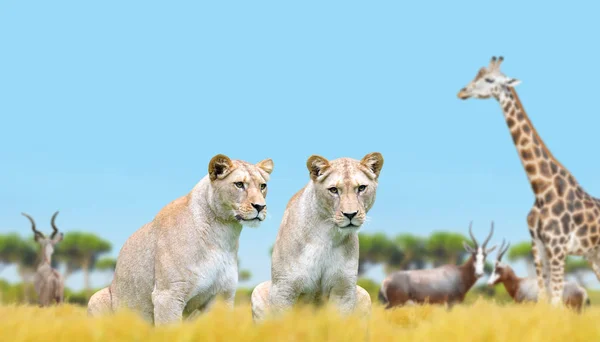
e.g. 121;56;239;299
183;218;241;303
186;250;238;302
296;238;356;296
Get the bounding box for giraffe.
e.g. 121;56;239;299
457;56;600;306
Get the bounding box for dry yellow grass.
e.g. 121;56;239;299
1;299;600;341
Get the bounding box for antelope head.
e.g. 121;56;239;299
462;221;497;278
22;211;64;265
487;239;511;286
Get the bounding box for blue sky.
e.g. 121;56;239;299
2;1;600;291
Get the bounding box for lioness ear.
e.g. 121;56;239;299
256;158;274;174
306;155;330;181
360;152;384;178
208;154;234;181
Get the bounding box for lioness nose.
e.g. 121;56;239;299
342;211;358;220
252;203;266;213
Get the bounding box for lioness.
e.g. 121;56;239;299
251;152;384;321
87;154;274;325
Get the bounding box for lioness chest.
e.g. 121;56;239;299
295;242;356;298
185;251;238;305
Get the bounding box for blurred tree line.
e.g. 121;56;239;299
357;231;591;278
358;231;478;275
1;228;594;306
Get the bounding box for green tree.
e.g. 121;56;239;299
0;233;26;272
358;233;398;275
507;242;534;274
392;233;427;271
95;256;117;286
95;257;116;272
426;232;468;266
61;259;82;280
55;232;112;291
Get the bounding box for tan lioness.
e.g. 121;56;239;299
87;154;274;325
251;153;384;322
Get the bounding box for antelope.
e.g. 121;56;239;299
488;240;590;312
378;222;497;308
22;211;65;306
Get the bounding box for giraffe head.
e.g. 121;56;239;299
457;56;521;100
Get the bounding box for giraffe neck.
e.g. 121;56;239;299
495;87;579;199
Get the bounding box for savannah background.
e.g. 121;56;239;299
2;1;600;341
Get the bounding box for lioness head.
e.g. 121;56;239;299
208;154;274;228
306;152;384;231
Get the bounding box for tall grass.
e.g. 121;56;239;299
1;299;600;341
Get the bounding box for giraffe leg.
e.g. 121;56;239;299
528;210;551;302
589;262;600;280
548;250;566;307
584;253;600;281
542;245;552;294
532;238;550;302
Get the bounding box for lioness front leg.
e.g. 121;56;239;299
268;282;298;317
355;285;372;318
185;295;217;322
152;282;190;325
329;281;357;315
251;281;271;322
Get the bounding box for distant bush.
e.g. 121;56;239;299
64;288;97;306
0;279;28;304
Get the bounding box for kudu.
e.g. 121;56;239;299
378;222;497;308
22;212;65;306
488;240;590;312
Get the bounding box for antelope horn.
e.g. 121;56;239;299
468;221;478;248
496;239;506;261
50;211;60;239
498;240;510;262
482;221;494;249
22;212;44;238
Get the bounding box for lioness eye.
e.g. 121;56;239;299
358;185;367;192
260;184;267;190
328;187;338;194
234;182;244;189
